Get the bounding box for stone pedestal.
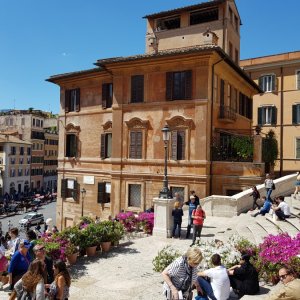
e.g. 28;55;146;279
152;197;176;238
253;135;262;163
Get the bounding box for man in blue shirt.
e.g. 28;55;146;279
8;240;31;290
252;196;271;217
185;195;197;238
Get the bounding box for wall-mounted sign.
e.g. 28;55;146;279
83;176;95;185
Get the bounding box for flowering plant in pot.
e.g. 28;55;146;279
137;212;154;234
96;220;114;252
65;242;79;264
81;223;99;256
116;211;137;232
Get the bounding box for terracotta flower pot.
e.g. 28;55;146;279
67;252;78;265
86;246;97;257
100;241;111;252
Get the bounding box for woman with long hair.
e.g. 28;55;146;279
10;259;45;300
48;260;71;300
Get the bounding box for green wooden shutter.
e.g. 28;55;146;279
220;79;225;106
102;84;107;109
97;182;106;203
61;179;67;198
297;71;300;90
185;70;192;99
258;107;263;125
271;75;276;92
271;106;277;125
75;88;80;112
131;75;144;103
65;90;70;113
171;131;178;160
296;139;300;159
166;72;173;100
292;104;298;124
101;134;106;158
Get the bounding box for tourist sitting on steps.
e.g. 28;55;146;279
197;253;230;300
162;247;203;300
264;266;300;300
227;254;259;298
271;196;291;221
252;196;271;217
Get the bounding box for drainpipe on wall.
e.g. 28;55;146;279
209;58;224;196
279;67;284;177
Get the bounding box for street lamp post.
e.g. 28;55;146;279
159;124;171;199
80;187;86;217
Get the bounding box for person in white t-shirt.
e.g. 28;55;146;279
197;253;230;300
272;196;291;221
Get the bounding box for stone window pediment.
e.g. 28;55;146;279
125;118;150;130
166;116;194;130
65;123;81;134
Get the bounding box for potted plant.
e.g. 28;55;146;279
110;221;125;246
82;223;99;256
65;242;79;265
96;220;114;252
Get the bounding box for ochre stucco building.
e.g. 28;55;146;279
241;51;300;176
47;0;264;229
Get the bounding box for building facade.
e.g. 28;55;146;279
48;0;264;229
44;130;59;192
0;109;58;193
0;134;31;196
241;51;300;176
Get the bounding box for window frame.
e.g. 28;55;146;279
102;83;113;109
65;88;80;112
61;178;79;201
97;182;111;204
131;75;144;103
258;105;277;125
65;134;78;158
292;103;300;124
166;70;192;101
259;74;276;93
100;132;112;159
125;182;144;211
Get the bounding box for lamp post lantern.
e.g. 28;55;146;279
80;187;86;217
159;124;171;199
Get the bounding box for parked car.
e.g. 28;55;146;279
19;213;44;227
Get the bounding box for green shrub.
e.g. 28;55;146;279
152;246;182;273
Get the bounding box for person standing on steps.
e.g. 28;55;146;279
293;171;300;199
185;195;197;239
190;190;200;206
264;173;274;201
191;204;206;246
250;186;260;211
171;201;184;239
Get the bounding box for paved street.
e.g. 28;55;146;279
0;201;56;237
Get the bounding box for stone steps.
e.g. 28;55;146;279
246;221;269;244
266;216;299;236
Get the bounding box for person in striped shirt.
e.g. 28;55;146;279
162;247;203;300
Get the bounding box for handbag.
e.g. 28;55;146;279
272;183;276;190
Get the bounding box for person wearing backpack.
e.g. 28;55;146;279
9;259;45;300
191;205;206;246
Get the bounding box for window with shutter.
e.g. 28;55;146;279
129;131;142;159
271;106;277;125
292;104;300;124
66;134;77;157
65;88;80;112
97;182;107;203
258;106;277;125
100;133;112;158
131;75;144;103
102;83;113;108
171;130;185;160
259;75;276;92
165;70;192;100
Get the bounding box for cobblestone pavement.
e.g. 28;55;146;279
0;211;273;299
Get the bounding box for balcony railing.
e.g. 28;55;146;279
219;105;237;121
211;135;253;162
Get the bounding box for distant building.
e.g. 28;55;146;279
0;109;58;192
48;0;264;229
0;134;31;196
241;51;300;176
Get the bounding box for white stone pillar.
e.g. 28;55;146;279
152;197;176;238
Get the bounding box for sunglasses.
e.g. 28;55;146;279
279;274;288;280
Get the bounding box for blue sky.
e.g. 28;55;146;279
0;0;299;114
